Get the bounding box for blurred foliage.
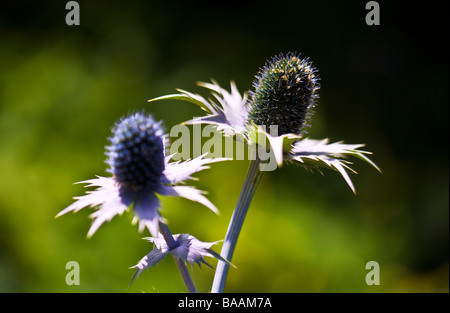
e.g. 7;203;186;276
0;1;448;292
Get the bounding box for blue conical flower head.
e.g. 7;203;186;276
249;52;320;136
59;112;226;238
106;113;165;191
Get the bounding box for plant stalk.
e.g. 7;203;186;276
159;221;197;293
211;157;263;293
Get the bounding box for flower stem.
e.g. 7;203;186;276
211;157;263;293
172;256;197;293
158;221;197;293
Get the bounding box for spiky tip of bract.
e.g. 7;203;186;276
249;52;320;136
105;112;165;192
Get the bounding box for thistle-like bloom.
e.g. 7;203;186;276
150;52;381;293
149;52;380;192
130;234;232;284
249;52;319;136
57;112;223;237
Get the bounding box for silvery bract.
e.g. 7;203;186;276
130;234;232;284
149;53;380;193
57;113;224;237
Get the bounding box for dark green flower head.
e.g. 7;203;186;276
249;52;320;136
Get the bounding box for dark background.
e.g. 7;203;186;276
0;1;448;292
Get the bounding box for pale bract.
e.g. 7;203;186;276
57;155;223;237
130;234;232;284
149;80;380;193
57;113;225;237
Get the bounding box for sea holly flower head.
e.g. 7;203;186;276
57;112;224;237
130;234;233;284
106;113;165;192
149;52;380;191
249;52;320;136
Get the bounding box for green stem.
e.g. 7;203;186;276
211;158;263;293
158;221;197;293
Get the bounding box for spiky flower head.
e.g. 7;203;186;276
106;113;165;192
249;52;320;136
148;53;379;188
58;112;225;237
130;234;233;285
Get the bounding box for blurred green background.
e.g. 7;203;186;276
0;1;448;292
